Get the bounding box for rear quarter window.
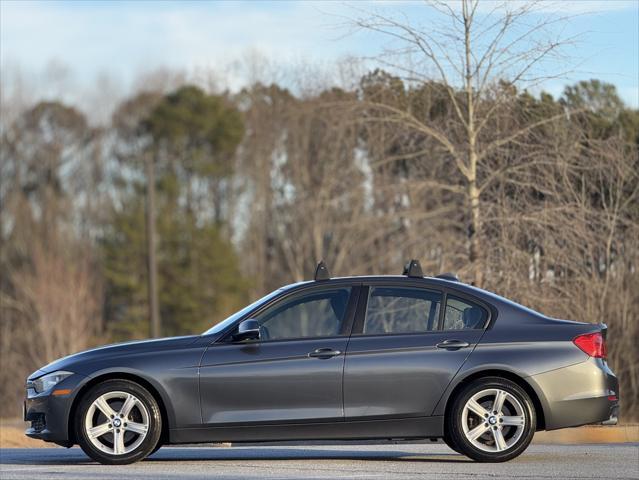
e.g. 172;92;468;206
443;296;488;330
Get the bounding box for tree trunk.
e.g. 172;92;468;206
468;164;482;287
145;154;161;338
464;2;483;287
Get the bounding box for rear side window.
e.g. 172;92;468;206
443;296;488;330
364;287;442;334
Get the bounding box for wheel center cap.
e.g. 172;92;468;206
113;418;122;428
488;416;497;425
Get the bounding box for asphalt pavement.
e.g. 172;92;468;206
1;443;638;480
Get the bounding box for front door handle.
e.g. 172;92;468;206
308;348;342;359
436;339;470;350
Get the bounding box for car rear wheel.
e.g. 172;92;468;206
149;441;163;456
75;379;162;465
446;377;536;462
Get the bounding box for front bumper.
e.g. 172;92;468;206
24;372;86;446
529;357;619;430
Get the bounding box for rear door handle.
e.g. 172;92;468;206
436;339;470;350
308;348;342;359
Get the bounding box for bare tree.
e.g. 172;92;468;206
0;99;103;411
236;82;403;287
351;0;574;285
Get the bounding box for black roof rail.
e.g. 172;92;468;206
314;260;330;281
435;272;460;282
402;259;424;278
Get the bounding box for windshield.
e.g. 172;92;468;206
202;289;284;335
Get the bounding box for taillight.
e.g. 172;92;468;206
573;332;607;358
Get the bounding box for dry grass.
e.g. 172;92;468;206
1;418;636;449
533;424;639;444
0;420;54;448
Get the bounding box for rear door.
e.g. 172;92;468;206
343;282;488;420
199;284;360;425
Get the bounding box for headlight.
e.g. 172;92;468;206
32;371;73;394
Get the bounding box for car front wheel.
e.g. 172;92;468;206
443;430;461;453
446;377;536;462
75;379;162;465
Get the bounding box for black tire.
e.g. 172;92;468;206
446;377;536;462
74;379;162;465
443;431;461;453
149;442;163;456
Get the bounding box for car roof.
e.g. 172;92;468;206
286;274;469;286
282;275;484;297
281;274;545;320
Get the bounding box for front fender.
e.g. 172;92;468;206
66;344;204;430
81;367;182;428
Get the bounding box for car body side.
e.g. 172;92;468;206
25;276;619;447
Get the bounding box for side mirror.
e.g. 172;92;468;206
233;319;260;341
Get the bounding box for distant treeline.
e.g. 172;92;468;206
1;71;637;420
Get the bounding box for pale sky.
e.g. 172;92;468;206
1;0;637;119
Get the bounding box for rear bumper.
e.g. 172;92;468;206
529;357;619;431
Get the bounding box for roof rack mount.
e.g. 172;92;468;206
402;259;424;278
314;260;330;281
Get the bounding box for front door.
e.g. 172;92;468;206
199;285;358;425
343;284;487;420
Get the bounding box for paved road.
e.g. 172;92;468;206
1;443;638;480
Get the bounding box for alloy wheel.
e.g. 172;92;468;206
84;391;150;455
461;388;526;453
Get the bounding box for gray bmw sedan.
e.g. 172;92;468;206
24;260;619;464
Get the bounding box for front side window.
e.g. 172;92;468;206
443;296;488;330
253;288;352;341
363;287;442;334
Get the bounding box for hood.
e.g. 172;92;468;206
32;335;200;377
